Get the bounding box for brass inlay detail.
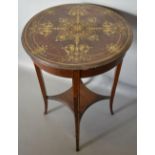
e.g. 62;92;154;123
30;21;54;37
29;5;126;62
32;45;48;55
102;21;125;36
106;43;121;54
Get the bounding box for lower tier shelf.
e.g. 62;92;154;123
47;81;110;119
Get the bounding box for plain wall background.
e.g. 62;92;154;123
18;0;137;86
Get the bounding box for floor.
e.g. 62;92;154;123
19;65;137;155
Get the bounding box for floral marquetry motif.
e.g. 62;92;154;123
106;43;121;54
30;21;54;37
102;21;126;36
32;45;48;55
22;4;132;70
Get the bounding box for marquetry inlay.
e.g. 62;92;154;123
22;4;132;69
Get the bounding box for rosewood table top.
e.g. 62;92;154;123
21;4;133;151
22;4;132;70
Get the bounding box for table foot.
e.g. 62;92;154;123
76;147;80;152
44;109;48;115
110;108;114;115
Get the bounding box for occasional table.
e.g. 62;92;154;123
22;4;132;151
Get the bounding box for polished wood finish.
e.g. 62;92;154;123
110;61;123;115
34;63;48;114
22;4;132;70
32;55;123;78
22;3;133;152
73;71;80;151
47;70;110;150
47;79;110;118
33;61;124;150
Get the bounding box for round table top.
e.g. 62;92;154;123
22;4;132;70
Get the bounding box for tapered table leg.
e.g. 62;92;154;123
110;61;123;115
72;71;80;151
34;63;48;114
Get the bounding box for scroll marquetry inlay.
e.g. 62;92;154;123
22;4;132;70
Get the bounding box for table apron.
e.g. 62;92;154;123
33;57;123;78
